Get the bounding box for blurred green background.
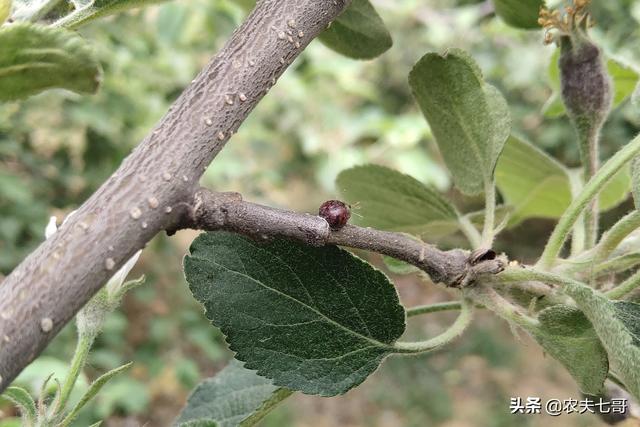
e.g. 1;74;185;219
2;0;640;425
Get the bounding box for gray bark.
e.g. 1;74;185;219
0;0;350;391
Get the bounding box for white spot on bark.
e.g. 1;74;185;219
147;197;159;209
40;317;53;332
105;258;116;270
163;172;172;181
165;206;173;214
239;93;247;102
204;118;213;126
130;207;142;219
141;222;148;229
217;131;225;141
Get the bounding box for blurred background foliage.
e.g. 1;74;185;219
2;0;640;425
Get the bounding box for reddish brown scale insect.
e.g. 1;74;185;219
318;200;351;230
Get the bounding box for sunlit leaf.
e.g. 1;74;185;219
55;0;167;29
0;23;101;101
184;232;405;396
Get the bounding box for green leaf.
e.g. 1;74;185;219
59;362;132;427
318;0;392;60
496;135;572;225
492;0;545;29
336;164;459;239
176;360;291;427
55;0;167;29
184;232;406;396
382;256;419;275
529;305;608;395
544;50;639;116
2;386;37;424
562;283;640;400
409;49;511;195
495;136;630;226
0;23;101;102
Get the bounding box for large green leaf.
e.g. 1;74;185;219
54;0;167;29
409;49;511;195
318;0;392;60
495;136;630;226
563;283;640;400
492;0;545;29
544;50;639;117
0;23;101;101
529;305;608;395
176;360;290;427
184;232;406;396
336;164;459;239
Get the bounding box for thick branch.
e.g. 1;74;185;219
177;188;474;286
0;0;350;391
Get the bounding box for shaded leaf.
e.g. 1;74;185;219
382;256;419;275
0;23;101;101
318;0;392;60
184;232;406;396
529;305;608;395
1;386;37;424
409;49;511;195
176;360;290;427
336;164;459;239
492;0;545;29
496;136;630;226
55;0;167;29
563;283;640;400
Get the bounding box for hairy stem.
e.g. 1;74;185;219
239;388;294;427
393;298;474;353
481;180;496;248
605;269;640;300
593;211;640;266
407;301;464;317
578;122;601;250
55;333;94;414
538;134;640;269
458;214;482;249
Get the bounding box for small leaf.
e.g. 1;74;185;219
60;362;132;426
55;0;167;29
0;23;101;102
492;0;545;29
563;283;640;400
184;232;406;396
318;0;392;60
0;0;11;25
1;386;37;424
382;256;419;275
409;49;511;195
529;305;608;395
176;360;290;427
336;164;459;239
496;136;630;226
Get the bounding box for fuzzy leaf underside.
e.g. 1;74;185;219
318;0;392;60
175;360;284;427
183;232;406;397
563;284;640;400
530;304;609;395
0;23;101;101
409;49;511;195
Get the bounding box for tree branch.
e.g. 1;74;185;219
0;0;351;391
175;188;478;287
